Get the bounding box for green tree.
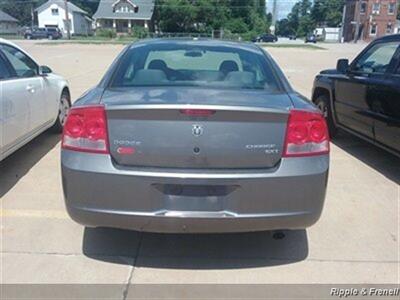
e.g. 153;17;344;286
154;0;269;38
297;14;314;36
70;0;100;17
278;0;345;37
225;18;248;33
154;0;197;32
276;18;294;36
311;0;345;27
193;0;230;32
0;0;45;25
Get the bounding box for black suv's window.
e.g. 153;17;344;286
353;42;399;74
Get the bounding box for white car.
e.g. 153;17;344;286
0;39;70;161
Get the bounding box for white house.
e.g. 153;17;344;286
35;0;92;36
93;0;155;33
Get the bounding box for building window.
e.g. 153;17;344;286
388;2;396;15
370;24;377;36
51;8;59;15
386;23;393;34
360;2;367;14
114;4;138;13
372;3;380;14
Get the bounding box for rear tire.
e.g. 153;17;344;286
315;94;337;138
50;91;71;133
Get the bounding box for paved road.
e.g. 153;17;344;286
1;41;399;289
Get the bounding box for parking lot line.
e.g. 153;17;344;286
0;209;68;220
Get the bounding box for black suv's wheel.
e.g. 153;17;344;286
50;91;71;133
315;94;337;138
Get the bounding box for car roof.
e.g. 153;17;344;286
0;38;21;48
130;38;264;53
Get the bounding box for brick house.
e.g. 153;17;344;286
343;0;398;42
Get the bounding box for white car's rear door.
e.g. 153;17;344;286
0;44;46;136
0;49;30;159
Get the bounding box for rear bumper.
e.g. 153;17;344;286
61;151;329;233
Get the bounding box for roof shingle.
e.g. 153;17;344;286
0;10;18;22
35;0;88;15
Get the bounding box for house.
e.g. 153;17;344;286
343;0;398;42
93;0;155;33
0;10;19;35
35;0;93;36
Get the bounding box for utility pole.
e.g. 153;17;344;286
271;0;278;34
340;2;347;43
64;0;71;40
353;0;361;43
31;4;34;28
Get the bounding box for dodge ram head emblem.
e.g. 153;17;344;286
192;125;204;137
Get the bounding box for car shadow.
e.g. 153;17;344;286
0;132;61;197
82;227;309;269
332;131;400;185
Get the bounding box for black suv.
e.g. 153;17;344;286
305;34;317;43
24;27;62;40
312;34;400;156
252;34;278;43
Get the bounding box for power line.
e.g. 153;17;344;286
0;0;298;5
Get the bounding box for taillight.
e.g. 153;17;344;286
62;105;109;154
180;109;216;116
283;110;330;157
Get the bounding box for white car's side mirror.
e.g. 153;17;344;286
39;65;52;76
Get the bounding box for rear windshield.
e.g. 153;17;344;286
110;43;282;92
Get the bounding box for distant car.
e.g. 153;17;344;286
24;27;62;40
305;34;317;43
312;34;400;156
0;39;71;161
252;34;278;43
45;27;63;40
288;34;297;40
61;39;330;233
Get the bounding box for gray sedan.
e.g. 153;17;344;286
61;39;329;233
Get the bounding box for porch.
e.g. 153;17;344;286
96;19;148;33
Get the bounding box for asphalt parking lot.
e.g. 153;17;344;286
1;41;399;288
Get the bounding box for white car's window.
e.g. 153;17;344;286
0;55;10;80
353;42;399;74
0;44;38;78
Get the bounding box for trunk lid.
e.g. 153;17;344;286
103;87;292;169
